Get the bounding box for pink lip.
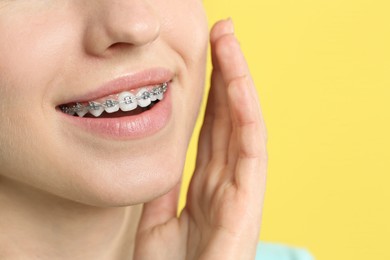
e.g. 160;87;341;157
58;68;174;140
63;67;174;103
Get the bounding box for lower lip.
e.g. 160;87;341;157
59;85;172;140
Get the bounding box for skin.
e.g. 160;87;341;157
0;0;267;259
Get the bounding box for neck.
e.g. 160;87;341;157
0;177;142;259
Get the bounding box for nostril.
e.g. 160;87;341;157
108;42;133;50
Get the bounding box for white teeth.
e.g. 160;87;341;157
150;87;158;102
150;92;157;102
76;109;88;117
118;91;137;112
157;92;164;101
136;88;151;108
104;99;119;113
75;103;88;117
62;82;168;117
88;102;104;117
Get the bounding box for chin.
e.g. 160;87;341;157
51;144;187;208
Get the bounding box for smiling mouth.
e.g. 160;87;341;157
58;82;168;118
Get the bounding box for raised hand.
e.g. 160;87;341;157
134;19;267;260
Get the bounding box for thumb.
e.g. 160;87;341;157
137;180;182;233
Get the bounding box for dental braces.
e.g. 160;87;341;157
60;82;168;115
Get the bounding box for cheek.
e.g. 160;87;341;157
0;7;80;107
163;0;209;129
162;0;209;68
0;10;80;187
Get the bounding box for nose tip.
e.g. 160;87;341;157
134;22;160;46
105;6;161;47
84;2;161;56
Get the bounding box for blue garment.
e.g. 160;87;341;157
255;242;315;260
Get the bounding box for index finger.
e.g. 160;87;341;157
212;20;267;142
213;19;268;191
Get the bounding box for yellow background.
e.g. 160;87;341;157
179;0;390;259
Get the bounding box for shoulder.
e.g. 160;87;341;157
255;241;315;260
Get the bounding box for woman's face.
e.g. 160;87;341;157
0;1;208;206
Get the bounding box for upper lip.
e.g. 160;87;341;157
60;67;174;104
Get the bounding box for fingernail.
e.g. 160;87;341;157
225;17;235;34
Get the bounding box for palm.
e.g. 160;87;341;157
134;19;267;260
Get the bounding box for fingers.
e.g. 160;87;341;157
209;19;236;160
229;77;264;155
137;181;181;234
210;18;235;70
196;18;267;193
212;20;267;190
194;85;214;169
212;21;238;153
213;21;267;141
195;19;236;171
